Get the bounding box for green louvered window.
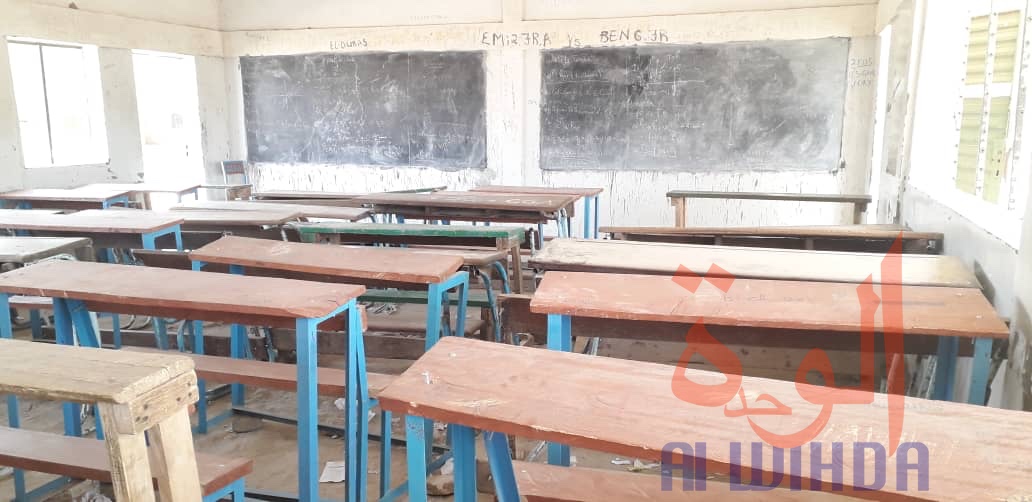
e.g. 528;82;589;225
955;9;1023;203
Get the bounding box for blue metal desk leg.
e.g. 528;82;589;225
968;338;993;405
583;197;591;239
1;294;27;501
546;314;572;466
484;431;520;502
932;337;958;401
228;264;247;407
193;320;211;434
296;317;320;502
451;424;477;502
593;195;600;239
405;416;429;502
346;300;370;502
51;298;82;438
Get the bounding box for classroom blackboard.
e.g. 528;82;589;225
540;38;850;172
241;51;487;170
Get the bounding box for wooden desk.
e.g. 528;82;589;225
200;183;252;200
252;186;445;201
471;185;604;239
291;222;528;292
532;271;1007;408
353;191;578;247
0;187;132;211
190;235;469;348
0;237;92;264
667;190;873;226
603;224;944;254
0;339;202;502
172;199;370;221
0;260;365;502
530;239;978;288
76;183;201;209
0;209;183;250
378;337;1032;502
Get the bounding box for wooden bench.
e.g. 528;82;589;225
0;187;133;211
470;185;604;239
75;183;202;209
0;426;251;501
531;271;1009;405
0;209;183;250
530;238;979;288
172;199;371;222
291;221;529;292
602;224;944;254
379;337;1032;502
0;260;366;502
0;339;206;502
0;236;93;264
666;190;872;226
353;190;579;250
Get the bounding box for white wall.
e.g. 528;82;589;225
0;0;227;190
222;1;878;230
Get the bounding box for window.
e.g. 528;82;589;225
945;1;1029;245
7;38;108;168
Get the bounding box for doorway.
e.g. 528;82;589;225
132;50;203;209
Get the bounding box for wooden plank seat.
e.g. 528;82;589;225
531;238;979;288
601;224;944;254
0;426;252;499
666;190;872;225
510;461;830;501
379;337;1032;502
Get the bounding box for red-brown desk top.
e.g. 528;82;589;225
171;200;369;221
353;191;579;213
530;239;977;288
166;209;301;226
469;185;604;197
189;236;464;285
377;337;1032;502
0;210;183;234
76;183;201;195
600;224;941;240
530;271;1009;339
0;260;364;321
0;187;132;203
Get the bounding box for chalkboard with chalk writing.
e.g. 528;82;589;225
241;51;487;170
540;38;850;172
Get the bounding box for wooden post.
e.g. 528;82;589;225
671;197;686;228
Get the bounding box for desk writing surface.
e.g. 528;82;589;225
470;185;604;197
0;338;193;404
377;337;1032;502
0;237;92;263
0;210;183;234
353;191;578;213
0;260;364;321
530;239;977;288
530;271;1008;339
189;235;464;284
76;183;201;195
290;222;525;241
600;225;938;240
172;200;369;221
169;209;301;226
0;187;132;203
253;190;359;200
666;191;872;204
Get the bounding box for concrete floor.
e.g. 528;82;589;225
0;329;658;501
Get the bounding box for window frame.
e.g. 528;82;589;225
930;0;1030;248
6;37;109;169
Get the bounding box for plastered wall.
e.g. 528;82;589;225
0;0;227;190
222;1;879;230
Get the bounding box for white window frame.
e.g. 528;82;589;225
926;0;1030;248
6;37;109;169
